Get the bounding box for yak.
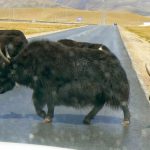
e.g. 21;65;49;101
0;30;28;65
0;40;130;125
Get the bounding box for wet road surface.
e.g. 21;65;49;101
0;25;150;150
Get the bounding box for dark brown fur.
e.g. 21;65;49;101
58;39;110;52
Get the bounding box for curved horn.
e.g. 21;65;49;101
5;45;11;59
145;64;150;76
0;44;10;64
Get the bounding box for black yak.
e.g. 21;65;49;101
0;30;28;64
0;40;130;125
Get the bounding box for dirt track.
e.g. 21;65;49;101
119;26;150;102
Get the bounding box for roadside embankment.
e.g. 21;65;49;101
119;26;150;102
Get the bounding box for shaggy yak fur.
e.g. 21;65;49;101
0;30;28;63
0;40;130;125
58;39;109;51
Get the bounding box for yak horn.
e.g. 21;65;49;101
5;45;11;59
0;45;10;64
145;64;150;76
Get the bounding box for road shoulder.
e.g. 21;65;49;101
119;26;150;103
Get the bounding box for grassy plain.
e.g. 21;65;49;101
0;8;149;25
0;8;149;35
125;26;150;43
0;8;101;24
0;22;80;35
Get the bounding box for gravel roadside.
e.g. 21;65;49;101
119;26;150;103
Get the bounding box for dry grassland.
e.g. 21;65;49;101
125;26;150;43
0;22;80;35
0;8;149;37
0;8;149;25
107;11;150;25
0;8;101;24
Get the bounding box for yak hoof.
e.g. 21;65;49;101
122;120;130;126
43;117;52;123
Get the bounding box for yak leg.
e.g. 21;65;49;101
43;90;56;123
44;100;54;123
32;91;46;119
121;102;130;125
83;103;105;124
33;98;46;118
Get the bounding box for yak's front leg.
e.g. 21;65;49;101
44;91;56;123
32;90;46;119
44;101;54;123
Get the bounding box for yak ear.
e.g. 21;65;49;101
145;64;150;76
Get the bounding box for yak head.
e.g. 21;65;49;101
0;49;15;93
0;30;28;93
0;30;28;66
0;40;38;94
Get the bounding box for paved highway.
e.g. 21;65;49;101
0;25;150;150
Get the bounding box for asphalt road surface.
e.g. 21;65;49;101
0;25;150;150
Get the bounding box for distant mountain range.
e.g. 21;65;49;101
0;0;61;8
53;0;150;16
0;0;150;16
